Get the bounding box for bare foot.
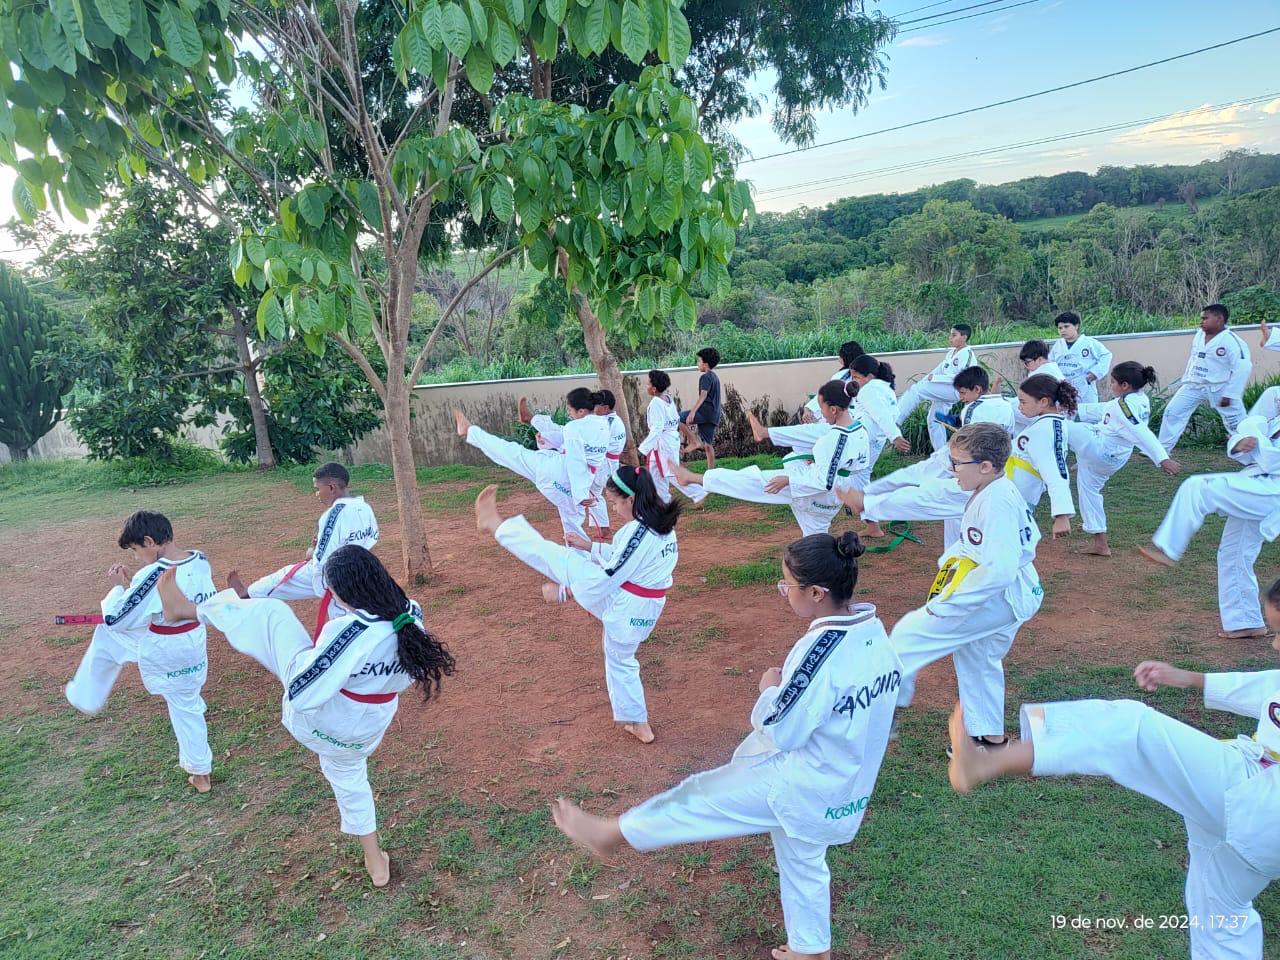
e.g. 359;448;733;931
1082;534;1112;557
365;848;391;888
1219;627;1273;639
187;774;211;793
1138;544;1176;567
474;484;502;536
862;521;886;539
542;582;567;604
452;408;471;437
622;721;655;744
837;486;866;516
157;568;198;621
226;570;250;599
517;396;533;424
549;798;626;858
747;411;770;444
947;705;1000;794
673;463;701;487
771;948;831;960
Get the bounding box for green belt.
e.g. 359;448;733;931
861;520;923;554
778;454;851;477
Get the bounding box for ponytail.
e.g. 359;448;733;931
784;531;866;606
608;465;681;534
566;387;595;412
323;545;456;702
1020;373;1078;416
817;380;854;409
1111;360;1157;391
852;354;895;389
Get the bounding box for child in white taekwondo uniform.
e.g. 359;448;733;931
1141;412;1280;640
1073;361;1180;557
949;582;1280;960
674;381;870;537
1158;303;1251;452
475;464;679;745
1007;340;1066;433
551;530;901;960
798;340;865;424
636;369;707;504
237;462;378;636
164;544;456;888
65;510;217;793
1008;373;1078;539
841;366;1015;547
895;323;976;452
1048;311;1113;404
888;423;1043;751
1248;319;1280;421
455;387;609;547
522;391;629;559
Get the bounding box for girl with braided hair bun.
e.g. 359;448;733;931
475;463;679;744
156;545;454;888
550;530;901;960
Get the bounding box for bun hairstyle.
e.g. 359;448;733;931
607;464;681;534
566;387;597;412
323;545;456;702
852;354;895;389
1111;361;1157;391
1020;372;1079;416
817;380;854;409
648;369;671;393
784;531;866;606
838;340;866;368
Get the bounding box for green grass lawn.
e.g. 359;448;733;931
2;449;1278;958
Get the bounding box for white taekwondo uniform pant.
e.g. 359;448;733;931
1158;384;1246;451
1072;434;1133;535
620;759;834;954
767;422;828;454
467;425;592;544
896;379;958;452
494;520;660;724
891;589;1041;739
248;563;345;624
201;594;384;835
66;622;213;776
1249;385;1280;421
1151;473;1280;633
703;466;843;537
1025;699;1270;960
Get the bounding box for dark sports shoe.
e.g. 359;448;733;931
945;735;1013;758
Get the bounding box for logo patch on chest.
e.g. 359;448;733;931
1269;701;1280;728
966;527;983;545
1017;435;1029;451
1216;347;1227;357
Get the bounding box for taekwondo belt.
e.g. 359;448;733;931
621;582;666;598
150;621;200;635
341;688;397;704
779;452;852;477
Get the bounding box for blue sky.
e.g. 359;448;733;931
743;0;1280;211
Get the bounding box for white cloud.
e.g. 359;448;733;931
1264;98;1280;115
898;35;948;48
1115;102;1266;148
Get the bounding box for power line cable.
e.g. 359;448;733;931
740;27;1280;165
898;0;1028;28
885;0;973;18
754;92;1279;203
900;0;1041;32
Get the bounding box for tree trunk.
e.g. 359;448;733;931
231;312;276;470
384;359;432;582
571;286;639;465
5;443;29;462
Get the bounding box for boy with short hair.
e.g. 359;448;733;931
888;422;1043;752
1157;303;1251;452
231;462;379;636
1049;311;1112;403
895;324;976;452
65;510;217;793
679;347;722;468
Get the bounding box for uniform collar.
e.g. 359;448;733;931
809;604;876;631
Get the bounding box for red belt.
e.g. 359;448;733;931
341;689;397;704
646;449;666;477
268;559;309;595
621;582;666;598
313;588;334;643
606;452;621;460
150;621;200;635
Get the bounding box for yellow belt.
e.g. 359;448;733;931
927;557;978;602
1005;456;1041;481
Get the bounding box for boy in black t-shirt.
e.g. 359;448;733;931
678;347;721;468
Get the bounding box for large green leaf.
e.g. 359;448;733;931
489;176;513;222
257;292;285;340
419;1;442;46
582;0;607;52
12;178;38;223
440;3;472;59
156;2;202;68
619;0;648;64
50;0;89;57
92;0;130;37
666;2;690;64
463;47;493;94
296;186;327;227
545;0;567;23
245;236;267;268
489;16;516;65
672;288;696;330
466;0;487;41
40;11;77;73
404;22;432;74
354;180;383;229
648;188;676;230
350;292;375;335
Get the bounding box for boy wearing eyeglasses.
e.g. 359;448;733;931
888;422;1044;755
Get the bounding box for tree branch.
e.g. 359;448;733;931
334;332;387;400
